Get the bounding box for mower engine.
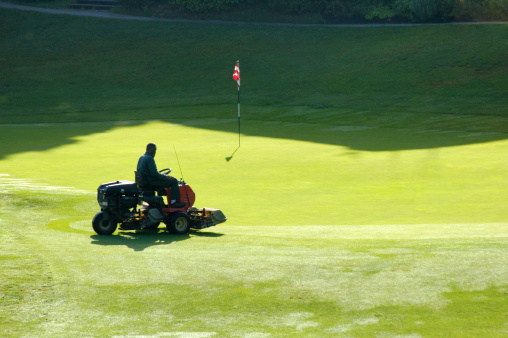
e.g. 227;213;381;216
97;180;142;219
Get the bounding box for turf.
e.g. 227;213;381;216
0;7;507;338
1;120;507;336
1;121;507;225
1;192;507;336
1;9;507;125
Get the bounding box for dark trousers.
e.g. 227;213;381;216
149;176;181;201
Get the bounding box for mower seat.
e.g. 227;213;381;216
134;171;148;188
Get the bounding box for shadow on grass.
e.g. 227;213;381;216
0;122;122;161
1;9;507;160
1;117;507;165
90;229;223;251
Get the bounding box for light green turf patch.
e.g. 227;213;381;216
1;120;507;226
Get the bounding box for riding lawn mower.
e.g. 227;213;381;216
92;168;227;235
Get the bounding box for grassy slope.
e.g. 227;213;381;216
0;8;507;337
0;9;507;125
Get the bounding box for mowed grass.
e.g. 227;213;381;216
1;121;507;336
1;192;507;336
1;7;507;338
1;121;507;225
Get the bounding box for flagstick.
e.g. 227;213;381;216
237;85;240;147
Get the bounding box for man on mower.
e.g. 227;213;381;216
136;143;185;208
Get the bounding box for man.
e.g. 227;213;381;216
136;143;185;208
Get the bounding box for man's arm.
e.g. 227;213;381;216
146;156;168;180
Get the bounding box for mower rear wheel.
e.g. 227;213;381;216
92;211;118;235
167;212;190;234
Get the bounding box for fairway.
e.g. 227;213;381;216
1;6;508;337
1;196;507;337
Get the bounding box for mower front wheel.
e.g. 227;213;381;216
167;212;190;234
92;211;118;235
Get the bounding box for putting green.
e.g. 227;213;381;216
1;119;506;226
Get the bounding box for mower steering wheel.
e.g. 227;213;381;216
159;168;172;175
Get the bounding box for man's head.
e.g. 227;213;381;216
146;143;157;156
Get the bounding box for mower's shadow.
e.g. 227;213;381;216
90;229;223;252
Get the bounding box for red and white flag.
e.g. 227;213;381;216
233;61;240;88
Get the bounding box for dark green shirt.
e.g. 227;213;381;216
137;152;167;184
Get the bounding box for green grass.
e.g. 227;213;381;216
1;9;507;125
0;8;507;337
1;120;507;336
1;191;507;336
1;120;507;225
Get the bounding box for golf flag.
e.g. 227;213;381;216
233;61;240;88
233;61;241;148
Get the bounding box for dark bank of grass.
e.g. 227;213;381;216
0;8;507;133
